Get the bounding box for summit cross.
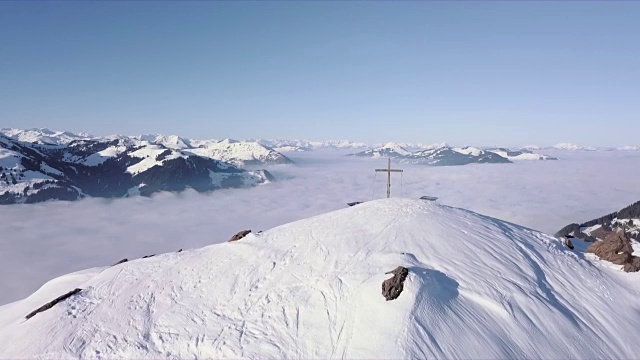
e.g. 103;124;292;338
375;157;403;198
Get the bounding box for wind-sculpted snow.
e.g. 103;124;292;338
1;199;639;358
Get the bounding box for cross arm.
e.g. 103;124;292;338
375;169;403;172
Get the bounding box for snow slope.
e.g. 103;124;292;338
1;199;639;358
488;148;557;161
187;139;293;167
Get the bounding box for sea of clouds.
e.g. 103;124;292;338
1;149;640;305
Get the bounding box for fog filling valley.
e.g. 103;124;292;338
2;149;640;305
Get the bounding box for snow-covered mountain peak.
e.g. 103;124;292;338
187;140;293;167
553;142;597;151
2;198;640;358
377;142;411;155
0;128;93;145
453;146;483;156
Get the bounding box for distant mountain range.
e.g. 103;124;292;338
3;127;640;203
556;200;640;242
349;142;557;166
0;131;280;205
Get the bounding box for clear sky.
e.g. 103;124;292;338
0;1;638;146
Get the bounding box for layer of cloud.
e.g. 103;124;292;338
1;149;640;305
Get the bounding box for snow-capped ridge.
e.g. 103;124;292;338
0;128;93;145
351;143;555;165
2;199;640;358
0;135;273;204
553;142;597;151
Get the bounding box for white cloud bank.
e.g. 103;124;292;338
1;149;639;305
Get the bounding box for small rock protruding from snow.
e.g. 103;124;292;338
381;266;409;301
25;288;82;320
111;258;128;266
587;232;640;272
563;235;575;250
229;230;252;242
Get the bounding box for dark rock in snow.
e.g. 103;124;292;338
382;266;409;301
624;257;640;273
142;254;155;259
25;288;82;320
229;230;251;242
563;235;575;250
112;258;128;266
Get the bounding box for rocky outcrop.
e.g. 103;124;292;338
25;288;82;320
229;230;251;242
556;200;640;242
587;232;640;272
382;266;409;301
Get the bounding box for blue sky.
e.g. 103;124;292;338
1;1;638;146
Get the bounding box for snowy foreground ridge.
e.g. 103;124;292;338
2;199;640;358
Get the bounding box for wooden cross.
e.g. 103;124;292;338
375;157;403;198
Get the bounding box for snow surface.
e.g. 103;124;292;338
489;149;553;161
1;198;640;358
581;224;602;235
82;146;128;166
187;140;289;167
126;146;185;175
452;146;482;156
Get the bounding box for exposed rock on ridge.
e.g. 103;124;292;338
381;266;409;301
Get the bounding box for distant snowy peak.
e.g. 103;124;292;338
396;142;449;151
381;142;411;155
453;146;483;156
255;139;368;150
0;128;93;145
553;143;597;151
132;137;291;166
619;145;640;151
313;139;369;149
273;145;311;152
136;134;192;150
487;148;558;161
352;142;411;158
187;140;293;167
351;143;556;166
